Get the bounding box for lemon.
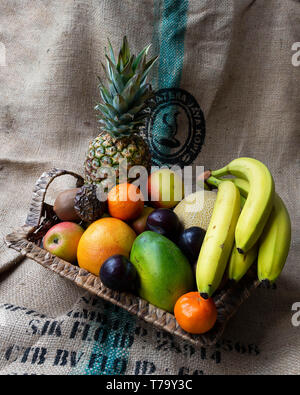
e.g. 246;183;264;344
174;190;217;230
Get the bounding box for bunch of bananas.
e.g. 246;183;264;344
196;157;291;299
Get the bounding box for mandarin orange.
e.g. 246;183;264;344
108;183;144;221
174;292;217;334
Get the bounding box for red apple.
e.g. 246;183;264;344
148;169;184;209
131;206;154;234
43;222;84;264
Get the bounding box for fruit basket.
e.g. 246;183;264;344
5;168;260;347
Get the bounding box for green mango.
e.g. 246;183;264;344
130;231;194;312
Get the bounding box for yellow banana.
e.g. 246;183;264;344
224;178;291;283
207;176;258;281
228;242;258;282
196;181;240;298
223;177;249;200
211;158;275;253
257;194;291;284
206;176;247;207
209;175;291;284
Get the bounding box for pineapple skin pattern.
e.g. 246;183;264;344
84;37;157;190
85;132;151;190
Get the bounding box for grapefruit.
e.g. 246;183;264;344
77;217;136;276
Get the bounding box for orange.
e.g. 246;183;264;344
77;217;136;276
108;183;144;221
174;292;217;334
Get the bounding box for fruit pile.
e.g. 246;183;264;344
42;38;291;335
43;168;214;332
202;157;291;296
42;158;291;335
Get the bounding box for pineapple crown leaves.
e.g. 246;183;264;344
95;36;158;138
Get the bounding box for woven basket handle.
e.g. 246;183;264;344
25;168;84;227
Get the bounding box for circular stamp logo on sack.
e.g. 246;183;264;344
142;88;205;167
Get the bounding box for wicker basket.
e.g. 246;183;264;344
5;168;259;347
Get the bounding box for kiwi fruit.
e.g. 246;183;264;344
53;188;80;221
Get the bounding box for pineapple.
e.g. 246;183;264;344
84;37;157;190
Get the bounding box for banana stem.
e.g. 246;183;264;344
206;176;222;189
196;170;212;190
211;166;229;178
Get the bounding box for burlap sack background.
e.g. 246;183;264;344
0;0;299;374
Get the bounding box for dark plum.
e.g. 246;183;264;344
178;227;206;263
100;255;138;292
146;208;181;242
